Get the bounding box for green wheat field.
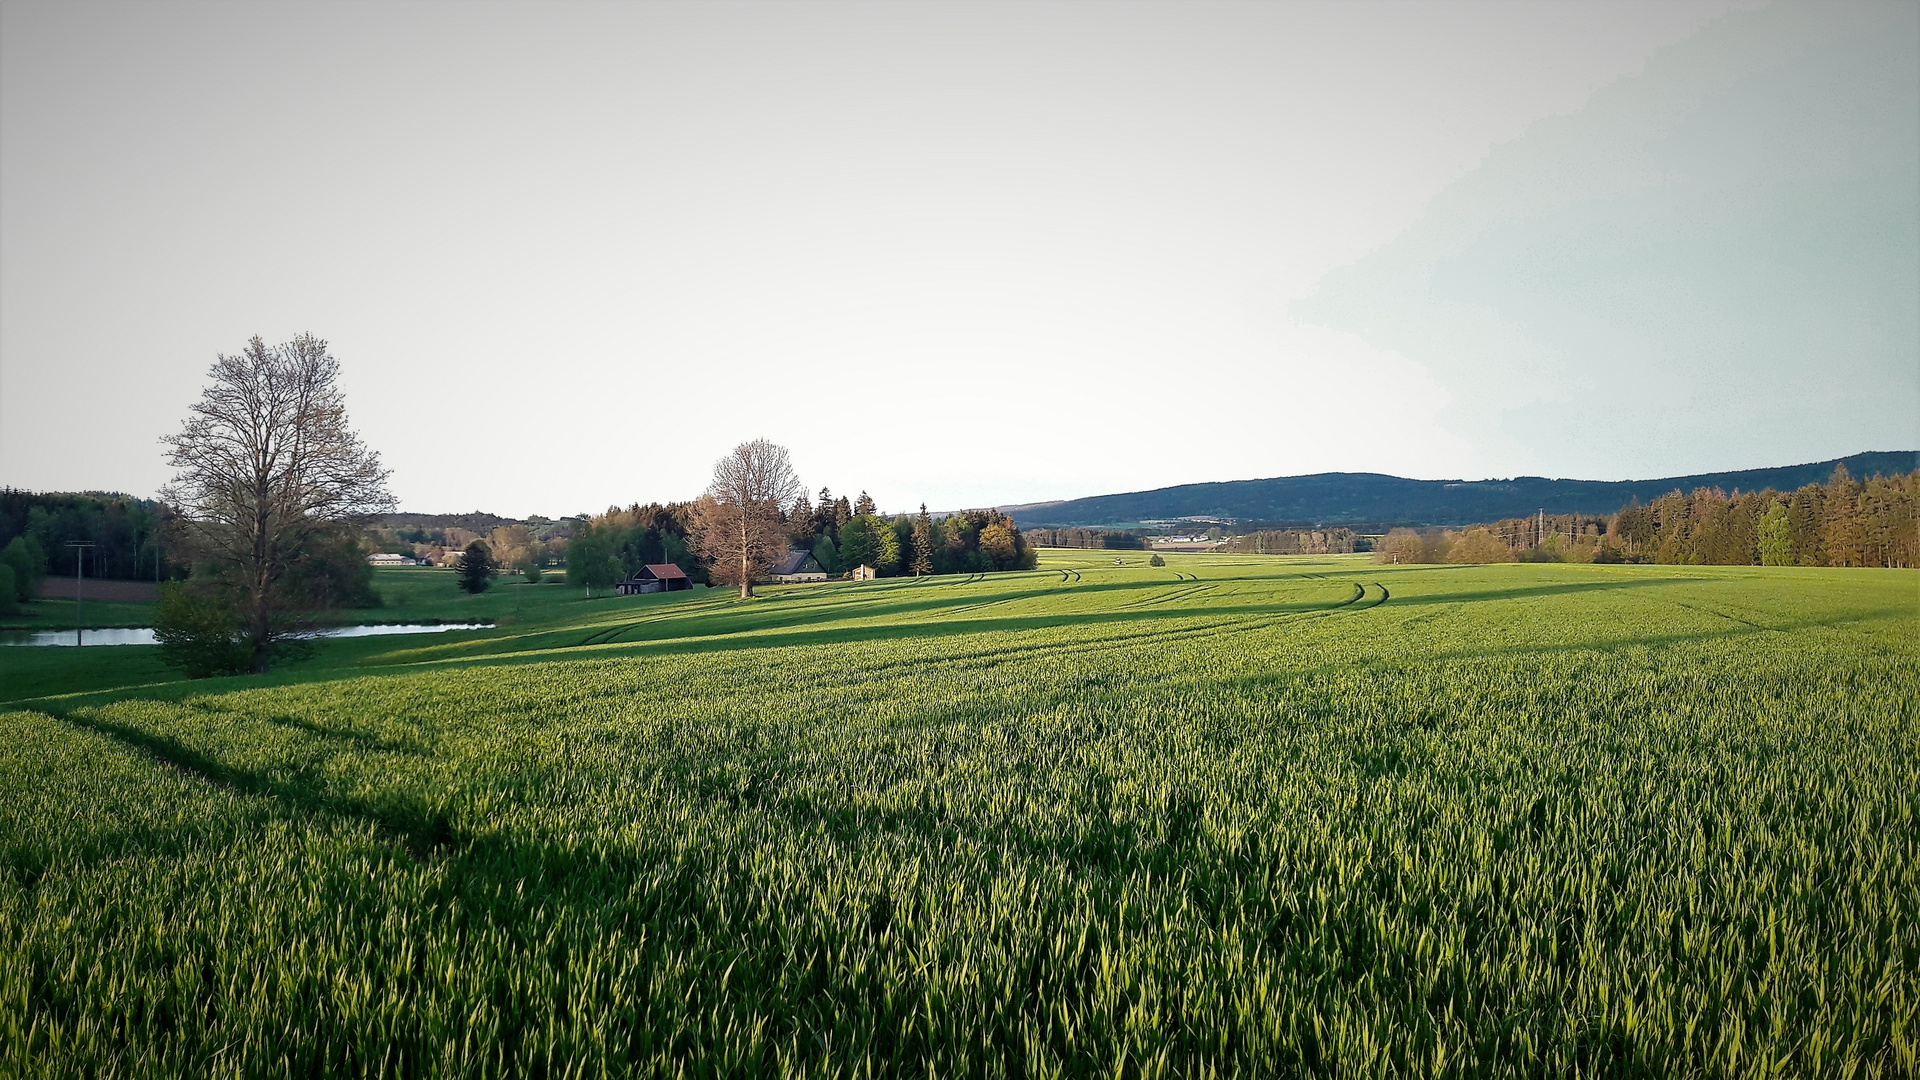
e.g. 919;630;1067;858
3;551;1916;1078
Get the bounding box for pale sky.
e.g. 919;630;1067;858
3;0;1913;517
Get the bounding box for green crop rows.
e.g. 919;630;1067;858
3;553;1916;1077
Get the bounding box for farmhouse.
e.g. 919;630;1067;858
766;549;827;584
616;563;693;595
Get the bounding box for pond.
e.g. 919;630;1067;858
0;624;496;647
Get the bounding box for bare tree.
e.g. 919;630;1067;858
162;334;394;670
689;438;801;598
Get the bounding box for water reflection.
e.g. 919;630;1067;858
0;624;495;647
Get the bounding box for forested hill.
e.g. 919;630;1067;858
1002;451;1920;529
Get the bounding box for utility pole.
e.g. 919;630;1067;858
66;541;94;646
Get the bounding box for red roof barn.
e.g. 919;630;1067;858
617;563;693;595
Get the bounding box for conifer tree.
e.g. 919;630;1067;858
1822;465;1866;567
810;488;838;542
1787;485;1825;565
458;539;496;594
787;490;813;542
911;505;935;576
854;491;876;517
813;533;839;574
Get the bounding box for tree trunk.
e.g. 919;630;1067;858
739;508;753;599
250;495;273;671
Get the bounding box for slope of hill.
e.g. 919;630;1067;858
1003;451;1918;529
4;555;1914;1073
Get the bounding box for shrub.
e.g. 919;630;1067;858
1148;553;1166;567
153;583;253;678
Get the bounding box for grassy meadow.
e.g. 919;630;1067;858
3;553;1917;1077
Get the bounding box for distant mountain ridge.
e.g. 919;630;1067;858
1002;452;1919;530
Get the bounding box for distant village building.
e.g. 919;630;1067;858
849;564;878;581
766;549;827;584
617;563;693;595
366;553;417;566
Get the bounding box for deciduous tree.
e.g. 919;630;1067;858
837;514;898;576
1786;485;1825;565
160;334;393;673
565;522;622;597
0;536;43;603
1446;528;1514;564
978;522;1017;568
1759;502;1793;566
1373;528;1424;565
689;439;802;598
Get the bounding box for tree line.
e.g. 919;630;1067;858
1374;466;1918;567
0;489;184;583
784;488;1036;579
564;502;703;595
1221;529;1358;556
559;472;1039;598
0;487;379;616
1022;528;1146;550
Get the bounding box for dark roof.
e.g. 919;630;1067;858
769;550;816;576
641;563;689;580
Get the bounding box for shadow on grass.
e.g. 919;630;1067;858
43;704;455;856
419;575;1687;665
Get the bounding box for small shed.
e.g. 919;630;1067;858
617;563;693;595
849;564;878;581
767;549;828;584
